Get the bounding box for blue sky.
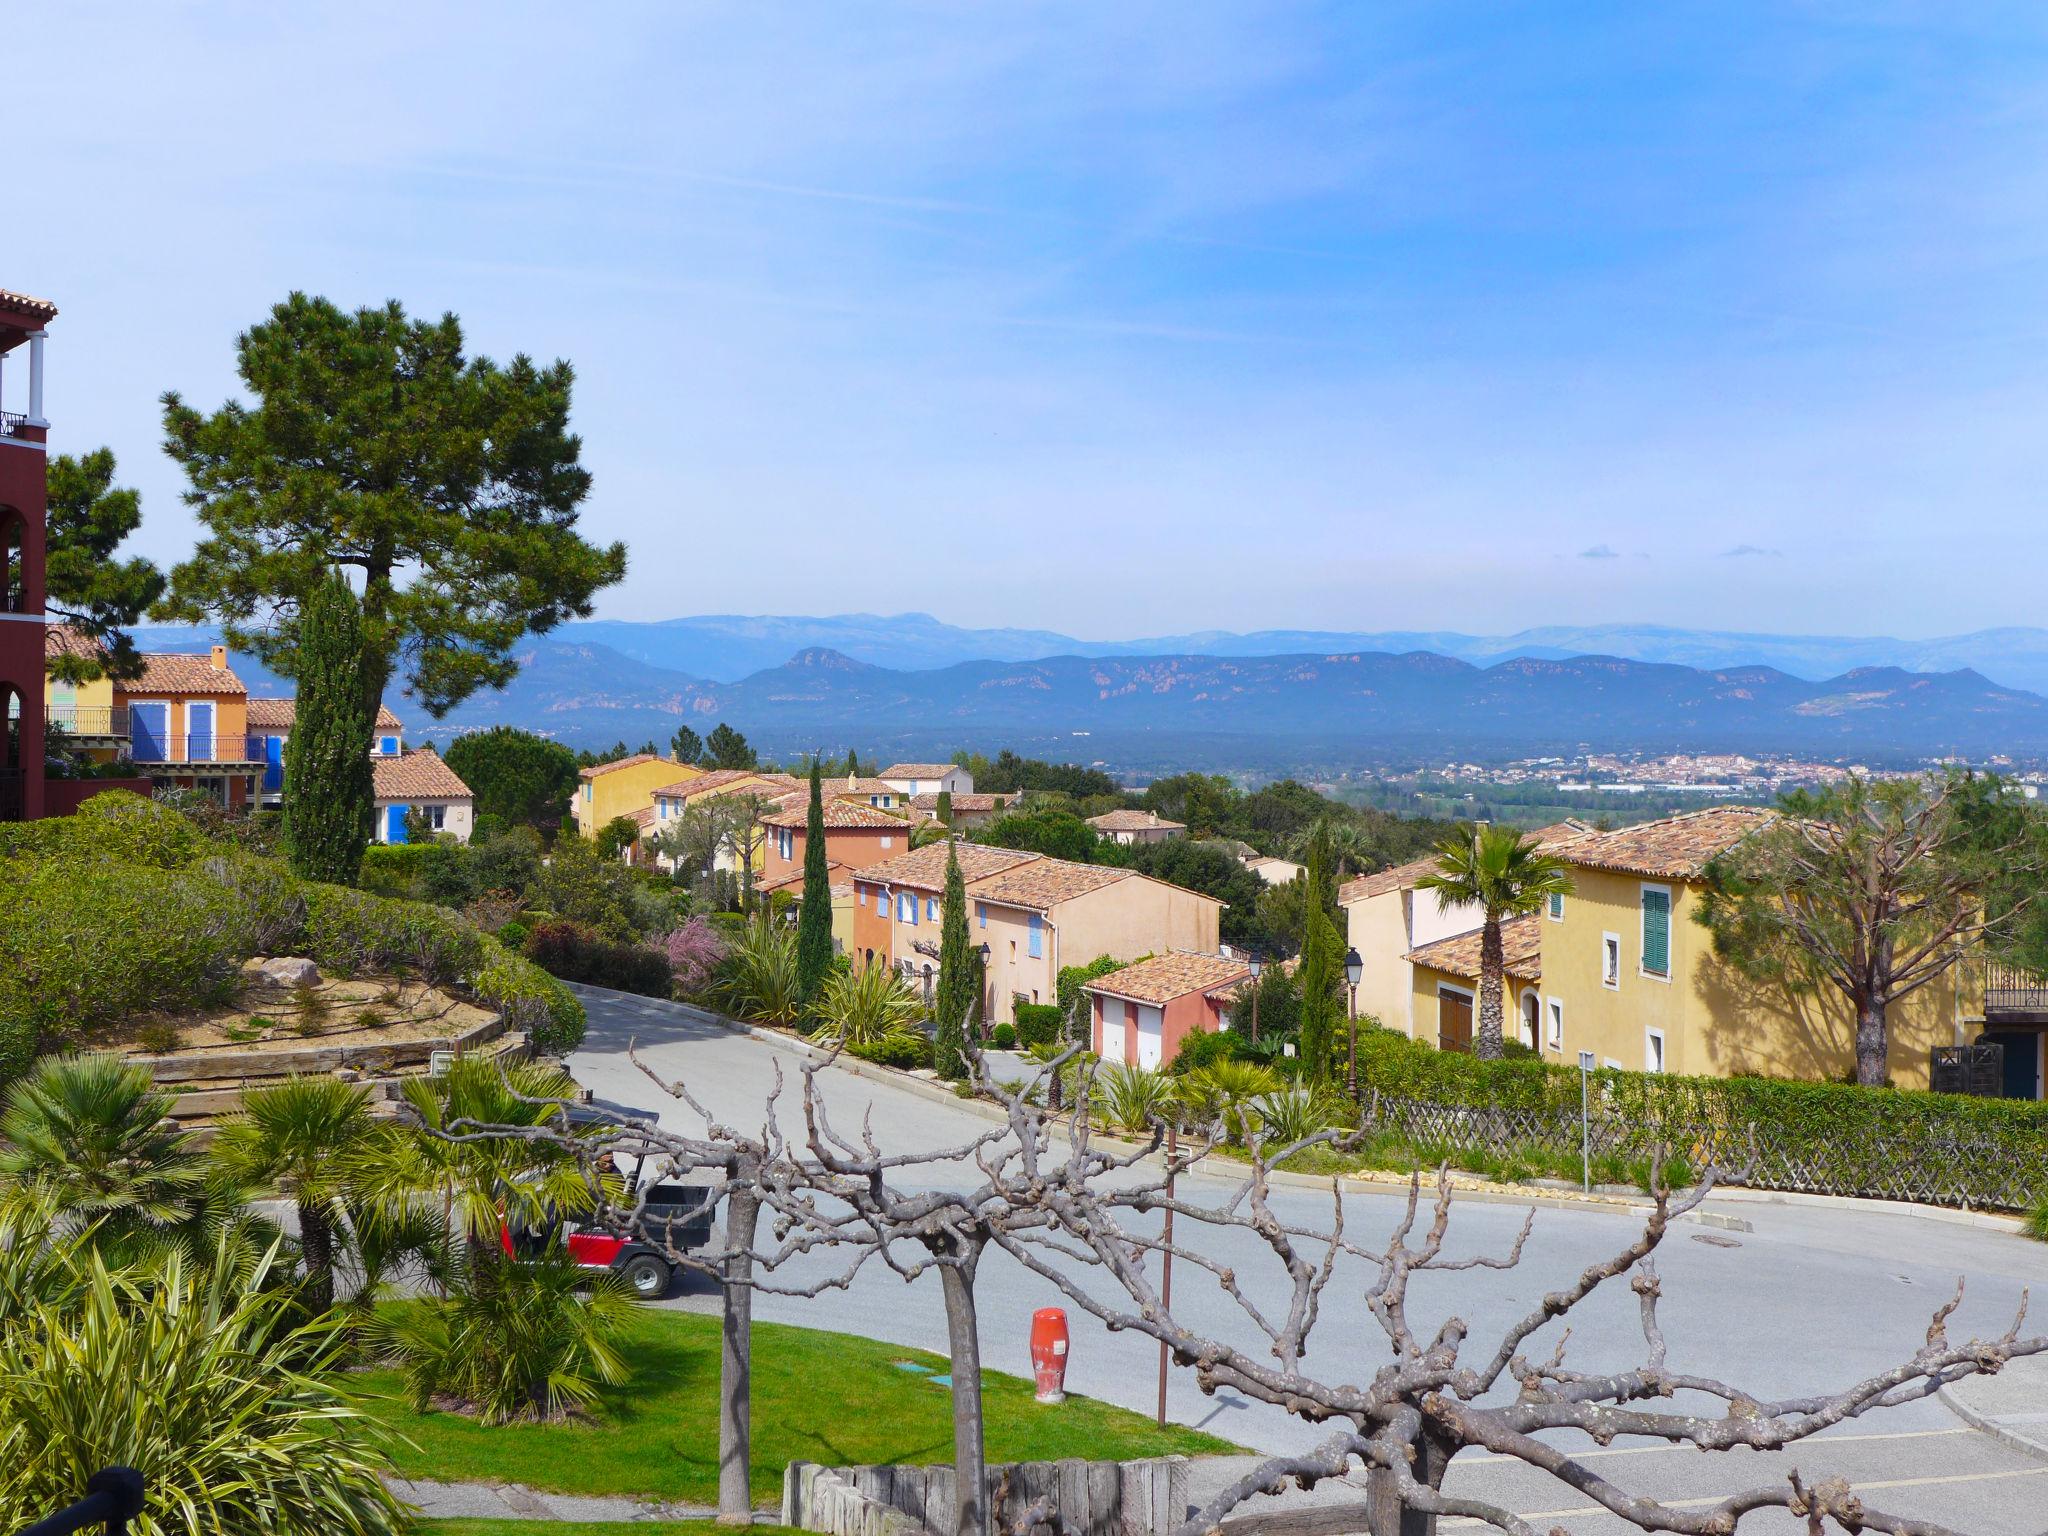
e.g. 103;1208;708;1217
11;3;2048;638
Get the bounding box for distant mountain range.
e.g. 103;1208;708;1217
121;619;2048;768
561;613;2048;696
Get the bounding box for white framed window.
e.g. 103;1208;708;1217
1602;933;1621;990
1644;1027;1666;1074
1547;891;1565;922
926;896;939;920
1546;997;1563;1050
879;835;893;850
429;805;446;830
1639;884;1673;980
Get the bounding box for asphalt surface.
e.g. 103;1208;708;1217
566;987;2048;1535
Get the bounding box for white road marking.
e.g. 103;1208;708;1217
1457;1426;1973;1466
1441;1464;2048;1527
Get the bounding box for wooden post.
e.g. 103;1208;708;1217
720;1177;762;1525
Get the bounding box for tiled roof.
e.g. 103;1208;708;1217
1085;952;1251;1005
578;752;673;780
853;840;1041;894
1337;820;1595;905
651;769;802;803
45;625;106;662
1406;912;1544;984
0;287;58;321
761;799;910;830
373;747;472;801
759;860;851;894
879;763;957;779
910;792;1009;812
127;652;246;695
244;695;403;730
969;858;1134;910
1560;806;1777;880
1087;809;1184;833
825;775;902;797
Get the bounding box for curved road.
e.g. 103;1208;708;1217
567;987;2048;1535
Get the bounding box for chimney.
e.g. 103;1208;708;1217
209;644;227;670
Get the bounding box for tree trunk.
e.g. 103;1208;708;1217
1855;992;1889;1087
298;1197;335;1314
1474;918;1506;1060
1363;1424;1451;1536
719;1179;763;1525
940;1249;988;1536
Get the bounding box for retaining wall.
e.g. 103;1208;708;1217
784;1456;1188;1536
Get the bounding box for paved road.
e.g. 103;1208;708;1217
568;987;2048;1534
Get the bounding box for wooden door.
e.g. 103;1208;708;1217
1438;987;1473;1054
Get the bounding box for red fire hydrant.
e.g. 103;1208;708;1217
1029;1307;1069;1404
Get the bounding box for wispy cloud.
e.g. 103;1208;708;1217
1580;544;1621;560
1719;544;1783;559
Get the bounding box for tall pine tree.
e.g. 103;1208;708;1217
934;843;974;1081
282;572;375;883
794;762;835;1013
1294;822;1343;1086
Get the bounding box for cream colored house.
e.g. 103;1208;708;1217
1087;808;1185;845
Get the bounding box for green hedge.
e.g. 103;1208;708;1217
1353;1026;2048;1209
299;884;484;984
470;937;586;1056
1013;1002;1063;1048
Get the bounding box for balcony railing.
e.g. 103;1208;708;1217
1982;962;2048;1020
47;704;130;737
0;409;27;438
129;733;263;767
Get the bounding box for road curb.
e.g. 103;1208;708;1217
1937;1382;2048;1463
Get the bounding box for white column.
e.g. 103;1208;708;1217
26;330;46;426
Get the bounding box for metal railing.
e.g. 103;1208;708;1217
1983;962;2048;1018
129;733;263;766
20;1467;146;1536
0;409;27;438
46;704;130;737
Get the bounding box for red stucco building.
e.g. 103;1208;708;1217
0;287;55;823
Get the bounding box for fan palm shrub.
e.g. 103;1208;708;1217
1179;1059;1283;1144
813;961;923;1047
210;1076;378;1312
1093;1063;1179;1134
0;1243;407;1536
375;1246;636;1424
715;922;804;1025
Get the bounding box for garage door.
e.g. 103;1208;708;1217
1099;999;1126;1063
1135;1004;1164;1069
1438;987;1473;1054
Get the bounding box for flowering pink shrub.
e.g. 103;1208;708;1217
654;916;729;997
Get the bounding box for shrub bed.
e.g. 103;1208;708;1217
522;921;673;999
1012;1002;1063;1048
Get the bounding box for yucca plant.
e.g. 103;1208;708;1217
0;1243;407;1536
1093;1062;1180;1134
375;1246;637;1424
715;922;804;1026
1179;1059;1283;1144
813;961;923;1047
1251;1087;1335;1150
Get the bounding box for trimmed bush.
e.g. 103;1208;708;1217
991;1023;1018;1049
848;1033;933;1071
12;789;211;870
1012;1001;1063;1049
471;936;586;1055
522;920;672;998
300;883;483;984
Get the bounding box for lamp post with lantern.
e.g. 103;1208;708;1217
1342;946;1363;1097
1246;951;1264;1044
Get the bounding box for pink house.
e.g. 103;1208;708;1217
1086;952;1250;1070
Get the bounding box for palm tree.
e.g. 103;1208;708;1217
211;1076;378;1313
1291;816;1372;878
0;1054;206;1242
1416;825;1573;1059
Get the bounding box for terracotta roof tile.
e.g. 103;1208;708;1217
244;695;403;730
45;625;106;662
1087;809;1184;833
373;747;471;801
969;858;1134;910
761;799;910;830
759;859;851;894
1405;912;1544;984
853;840;1041;894
1084;952;1251;1005
126;652;246;695
1561;806;1777;880
1337;821;1596;905
909;792;1010;812
879;763;958;779
825;775;902;797
650;769;802;802
578;752;675;780
0;288;58;321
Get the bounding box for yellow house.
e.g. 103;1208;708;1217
1402;806;1970;1089
1406;913;1548;1053
44;626;124;761
574;753;700;839
643;768;804;875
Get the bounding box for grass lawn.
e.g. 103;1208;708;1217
422;1526;802;1536
365;1308;1237;1505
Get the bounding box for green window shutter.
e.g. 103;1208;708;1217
1641;888;1671;976
1548;891;1564;920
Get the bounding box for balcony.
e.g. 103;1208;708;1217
129;734;263;769
46;704;129;739
0;410;26;438
1982;962;2048;1025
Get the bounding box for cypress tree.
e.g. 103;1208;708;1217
934;844;974;1081
795;762;835;1012
936;788;954;825
1295;823;1342;1085
282;572;375;884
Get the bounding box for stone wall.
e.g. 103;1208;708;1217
783;1456;1189;1536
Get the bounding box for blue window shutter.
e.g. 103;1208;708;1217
1549;891;1564;920
927;897;938;920
976;902;986;929
1641;889;1671;975
1028;913;1043;959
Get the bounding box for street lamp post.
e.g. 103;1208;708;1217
1247;952;1263;1044
1342;947;1363;1098
976;942;992;1045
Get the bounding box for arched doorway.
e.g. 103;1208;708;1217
0;683;23;821
1520;989;1540;1050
